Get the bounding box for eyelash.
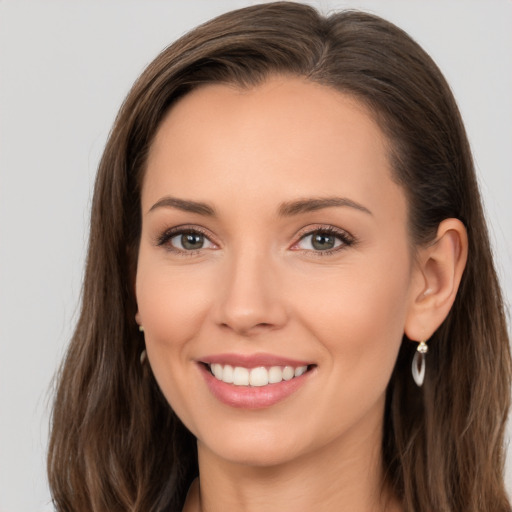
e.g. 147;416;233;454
292;225;356;256
155;225;356;257
156;225;214;256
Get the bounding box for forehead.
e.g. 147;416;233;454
143;76;405;225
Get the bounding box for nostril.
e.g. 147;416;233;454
219;320;277;336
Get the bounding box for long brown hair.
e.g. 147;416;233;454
47;3;511;511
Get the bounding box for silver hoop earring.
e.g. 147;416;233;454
412;340;428;387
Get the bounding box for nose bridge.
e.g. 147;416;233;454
215;242;287;335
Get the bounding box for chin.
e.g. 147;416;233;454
196;419;321;469
204;440;303;468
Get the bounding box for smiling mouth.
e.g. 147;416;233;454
205;363;315;387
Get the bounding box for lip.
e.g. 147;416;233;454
199;352;312;369
197;354;315;409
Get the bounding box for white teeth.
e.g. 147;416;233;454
211;363;223;380
282;366;295;381
294;366;307;377
268;366;283;384
209;363;309;387
233;366;249;386
222;364;234;383
249;367;269;387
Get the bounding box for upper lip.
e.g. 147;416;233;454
199;353;313;368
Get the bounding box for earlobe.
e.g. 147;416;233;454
404;218;468;342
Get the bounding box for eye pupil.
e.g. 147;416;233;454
181;233;204;250
312;232;335;250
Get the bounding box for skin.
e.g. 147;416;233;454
135;76;467;512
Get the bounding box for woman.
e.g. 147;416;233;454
47;2;511;511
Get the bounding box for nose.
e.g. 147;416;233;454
213;249;288;337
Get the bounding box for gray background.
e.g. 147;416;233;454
1;1;511;510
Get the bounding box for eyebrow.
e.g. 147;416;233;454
148;196;216;216
147;195;372;217
278;197;372;217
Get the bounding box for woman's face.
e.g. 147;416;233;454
135;76;421;467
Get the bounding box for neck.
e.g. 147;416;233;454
183;406;401;512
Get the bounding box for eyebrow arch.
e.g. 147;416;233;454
278;197;372;217
148;196;216;216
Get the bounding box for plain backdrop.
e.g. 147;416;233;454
0;1;511;510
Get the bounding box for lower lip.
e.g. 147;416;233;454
199;364;313;409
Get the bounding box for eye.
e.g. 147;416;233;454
293;227;354;253
157;227;216;253
171;231;213;251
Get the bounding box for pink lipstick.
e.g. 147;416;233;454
197;353;315;409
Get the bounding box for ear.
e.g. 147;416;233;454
404;218;468;342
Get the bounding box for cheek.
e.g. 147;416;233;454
134;252;217;421
292;250;412;384
282;255;412;442
135;271;212;438
135;257;213;347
